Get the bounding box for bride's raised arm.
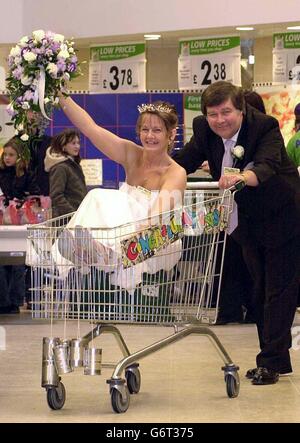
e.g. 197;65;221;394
59;94;134;166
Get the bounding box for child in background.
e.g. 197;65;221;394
0;137;40;314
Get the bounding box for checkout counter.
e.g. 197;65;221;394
0;225;28;265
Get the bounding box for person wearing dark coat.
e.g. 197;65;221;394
0;159;40;201
29;134;52;196
44;128;87;218
0;137;40;314
173;81;300;385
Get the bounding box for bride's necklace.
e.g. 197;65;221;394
136;185;152;198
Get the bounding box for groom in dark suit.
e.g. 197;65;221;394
173;81;300;385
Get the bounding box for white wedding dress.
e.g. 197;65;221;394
49;183;183;291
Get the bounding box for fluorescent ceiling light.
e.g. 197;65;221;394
236;26;254;31
287;26;300;30
144;34;161;40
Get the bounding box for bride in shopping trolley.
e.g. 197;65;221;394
27;94;240;413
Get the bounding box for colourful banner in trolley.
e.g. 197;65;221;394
121;214;183;268
182;200;227;234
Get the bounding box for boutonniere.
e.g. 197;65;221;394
231;145;244;167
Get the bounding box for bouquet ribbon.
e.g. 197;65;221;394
37;66;51;120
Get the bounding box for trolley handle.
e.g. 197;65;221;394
228;180;246;192
186;180;246;192
186;181;219;190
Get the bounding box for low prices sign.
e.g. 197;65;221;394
89;42;146;93
273;32;300;84
178;36;241;90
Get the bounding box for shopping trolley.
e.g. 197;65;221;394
27;184;241;413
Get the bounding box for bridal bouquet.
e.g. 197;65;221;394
6;30;81;157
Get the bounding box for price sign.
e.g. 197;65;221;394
183;94;201;143
80;159;102;186
89;43;146;93
178;36;241;90
273;33;300;84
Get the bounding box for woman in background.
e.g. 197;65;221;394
44;128;87;218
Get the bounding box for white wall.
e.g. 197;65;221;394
20;0;300;40
0;0;23;43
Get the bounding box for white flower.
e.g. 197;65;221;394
9;45;21;57
60;43;68;51
63;72;70;81
21;75;33;86
23;51;37;63
46;62;58;77
57;49;69;59
19;36;29;47
231;145;244;160
32;30;45;42
68;47;74;54
17;123;24;131
21;102;30;110
53;33;65;43
13;56;22;66
44;97;51;104
20;133;29;141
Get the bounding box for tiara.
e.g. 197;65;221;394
137;103;172;114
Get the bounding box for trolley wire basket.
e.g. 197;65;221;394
27;185;240;413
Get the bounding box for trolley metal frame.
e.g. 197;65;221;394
28;184;240;413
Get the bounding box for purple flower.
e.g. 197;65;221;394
8;56;15;68
45;48;53;57
23;90;34;101
16;96;23;105
21;47;30;56
57;58;66;72
67;62;77;72
6;104;16;117
51;42;61;52
12;66;24;79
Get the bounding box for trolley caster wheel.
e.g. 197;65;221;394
46;381;66;410
125;366;141;394
225;373;240;398
111;386;130;413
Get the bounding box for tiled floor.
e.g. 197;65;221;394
0;311;300;423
